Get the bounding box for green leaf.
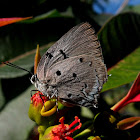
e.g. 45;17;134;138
21;10;62;24
98;12;140;68
20;8;74;24
102;47;140;92
0;85;35;140
87;136;96;140
0;43;53;78
97;12;140;91
123;5;140;14
74;128;92;139
0;80;5;108
0;16;75;63
81;107;94;119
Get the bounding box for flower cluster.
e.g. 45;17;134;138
28;91;82;140
49;116;81;140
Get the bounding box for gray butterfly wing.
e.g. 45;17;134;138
45;55;105;107
37;22;107;87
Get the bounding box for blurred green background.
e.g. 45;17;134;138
0;0;140;139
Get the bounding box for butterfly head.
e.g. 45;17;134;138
31;74;57;99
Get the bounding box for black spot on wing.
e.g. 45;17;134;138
56;70;61;76
85;83;88;88
79;58;83;62
73;73;77;78
59;50;67;59
46;52;53;59
67;93;72;98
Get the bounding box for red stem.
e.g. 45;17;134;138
111;94;129;112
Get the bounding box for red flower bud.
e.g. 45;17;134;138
28;91;56;126
31;91;48;107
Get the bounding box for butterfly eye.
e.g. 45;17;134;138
31;75;36;83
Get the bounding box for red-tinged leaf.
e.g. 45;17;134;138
0;17;32;27
124;73;140;106
111;73;140;112
34;45;41;74
117;117;140;130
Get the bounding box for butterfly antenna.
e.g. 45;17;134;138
2;61;33;75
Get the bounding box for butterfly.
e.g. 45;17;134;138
30;22;108;108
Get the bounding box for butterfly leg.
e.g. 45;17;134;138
39;94;46;109
51;89;59;112
30;90;39;103
51;89;58;98
93;93;100;108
